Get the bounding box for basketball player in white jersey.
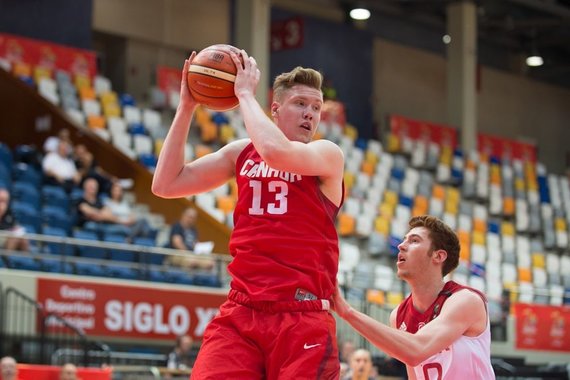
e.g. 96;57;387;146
333;215;495;379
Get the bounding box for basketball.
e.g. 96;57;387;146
187;44;243;111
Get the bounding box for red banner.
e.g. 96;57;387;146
0;33;97;77
477;133;537;162
271;17;304;52
157;65;182;96
514;303;570;352
389;114;458;147
36;277;227;341
321;100;346;127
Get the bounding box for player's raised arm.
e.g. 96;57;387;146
152;54;247;198
230;50;344;183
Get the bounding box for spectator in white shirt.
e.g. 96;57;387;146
42;140;81;192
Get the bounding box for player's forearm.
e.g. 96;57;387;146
342;308;426;366
237;93;290;166
152;105;196;196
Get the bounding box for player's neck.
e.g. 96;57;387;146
409;278;445;314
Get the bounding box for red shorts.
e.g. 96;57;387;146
190;290;339;380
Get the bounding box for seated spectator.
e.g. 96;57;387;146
0;356;20;380
42;140;81;193
0;189;29;251
43;129;72;155
343;349;375;380
74;144;116;195
59;363;78;380
166;207;214;270
103;181;153;242
166;334;196;370
76;178;122;236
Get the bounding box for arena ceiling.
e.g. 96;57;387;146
281;0;570;89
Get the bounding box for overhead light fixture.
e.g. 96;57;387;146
442;34;451;45
349;7;371;20
526;29;543;67
526;54;543;67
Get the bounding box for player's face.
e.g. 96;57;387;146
272;85;323;143
396;226;433;279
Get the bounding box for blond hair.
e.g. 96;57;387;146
273;66;323;101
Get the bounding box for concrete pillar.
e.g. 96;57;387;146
235;0;271;108
446;1;477;152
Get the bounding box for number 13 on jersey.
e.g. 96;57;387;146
248;180;288;215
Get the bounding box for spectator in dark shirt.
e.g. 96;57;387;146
76;178;120;236
0;189;29;251
166;334;196;370
166;207;213;270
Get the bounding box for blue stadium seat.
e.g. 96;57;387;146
193;273;221;288
168;269;194;285
11;201;41;232
148;268;169;283
42;185;70;211
104;234;135;262
119;93;136;107
0;143;13;170
12;163;41;187
73;230;106;259
12;181;41;208
107;265;138;280
40;258;74;274
42;226;73;256
5;255;41;271
74;262;108;277
42;205;72;233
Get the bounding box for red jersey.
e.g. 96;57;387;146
228;142;343;302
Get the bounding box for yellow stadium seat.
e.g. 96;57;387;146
465;159;476;171
154;139;164;155
74;74;91;89
344;124;358;141
374;216;390;236
383;190;398;206
501;222;515;236
33;66;52;83
444;199;458;215
87;115;105;130
386;291;403;306
457;230;471;245
366;289;385;305
365;150;378;165
459;244;471;261
79;86;96;100
378;202;395;219
555;217;567;232
360;161;375;176
200;121;218;143
343;171;355;192
103;102;121;118
446;187;460;203
518;268;532;283
229;179;238;197
473;218;487;234
217;195;236;215
503;197;515;216
531;253;545;269
337;213;356;236
100;91;119;106
514;178;525;192
490;164;501;185
472;231;486;246
386;133;400;153
194;144;213;159
219;124;235;145
12;62;32;77
432;184;445;200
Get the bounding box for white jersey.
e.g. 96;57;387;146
396;281;495;380
412;318;495;379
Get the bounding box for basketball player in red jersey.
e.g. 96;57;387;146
152;49;344;379
333;215;495;379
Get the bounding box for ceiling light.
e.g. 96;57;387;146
526;55;543;67
442;34;451;44
350;8;371;20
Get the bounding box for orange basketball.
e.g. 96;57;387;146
187;44;243;111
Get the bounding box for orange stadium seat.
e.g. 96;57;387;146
337;212;356;236
87;115;106;129
216;195;236;215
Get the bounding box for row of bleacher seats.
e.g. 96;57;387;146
2;57;569;307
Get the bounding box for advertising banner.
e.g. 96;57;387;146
389;114;458;147
36;277;227;341
477;133;537;162
514;303;570;352
0;33;97;77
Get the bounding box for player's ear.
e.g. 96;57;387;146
433;249;447;264
271;103;280;117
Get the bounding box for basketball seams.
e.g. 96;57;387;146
188;65;236;83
